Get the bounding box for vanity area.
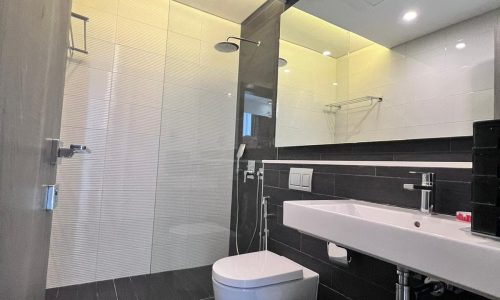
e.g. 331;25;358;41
233;0;500;299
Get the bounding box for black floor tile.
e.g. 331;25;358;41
114;277;136;300
45;288;58;300
77;282;98;300
96;280;117;300
47;265;214;300
57;285;78;300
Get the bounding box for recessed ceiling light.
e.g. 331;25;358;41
332;82;338;86
455;42;466;50
227;92;232;96
402;10;418;22
284;69;291;73
322;50;332;56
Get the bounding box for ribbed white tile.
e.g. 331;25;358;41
200;15;241;45
152;215;191;246
61;95;109;130
167;2;202;39
50;217;99;257
100;189;156;222
161;109;198;138
64;64;112;100
47;252;97;288
116;17;167;55
104;130;159;163
73;0;118;14
108;101;161;136
111;72;163;108
164;56;200;87
98;217;154;252
162;83;199;113
68;35;115;72
117;0;169;29
186;232;229;268
103;159;158;191
71;3;117;43
200;42;239;74
151;243;188;273
56;159;104;191
114;45;165;81
166;31;200;64
96;247;151;281
59;126;107;161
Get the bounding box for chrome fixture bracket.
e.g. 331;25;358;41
227;36;261;47
325;96;383;113
69;12;89;55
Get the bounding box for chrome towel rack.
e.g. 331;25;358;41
69;12;89;55
325;96;383;112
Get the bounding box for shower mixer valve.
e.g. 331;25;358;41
243;160;256;183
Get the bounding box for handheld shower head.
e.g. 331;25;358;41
214;36;261;53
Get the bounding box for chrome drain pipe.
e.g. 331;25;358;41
396;267;410;300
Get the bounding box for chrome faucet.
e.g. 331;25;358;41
403;171;436;214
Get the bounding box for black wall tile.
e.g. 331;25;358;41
268;222;301;249
264;186;302;205
264;169;280;187
56;285;78;300
317;284;349;300
312;173;335;196
394;152;472;162
300;234;329;263
435;181;472;215
334;175;421;209
375;166;472;182
268;239;333;287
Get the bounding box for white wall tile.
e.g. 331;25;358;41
71;3;117;43
167;2;202;39
47;252;97;288
61;95;109;130
116;17;168;55
114;45;165;81
166;31;201;63
68;35;115;72
64;64;112;100
111;73;164;108
117;0;169;29
57;159;104;191
96;247;151;281
107;101;161;135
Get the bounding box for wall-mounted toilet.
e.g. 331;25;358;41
212;250;319;300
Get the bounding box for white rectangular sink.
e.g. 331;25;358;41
284;200;500;299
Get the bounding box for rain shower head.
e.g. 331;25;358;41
215;41;240;52
214;36;261;53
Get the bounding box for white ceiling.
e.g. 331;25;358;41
295;0;500;48
174;0;267;23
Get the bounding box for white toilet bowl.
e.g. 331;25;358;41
212;250;319;300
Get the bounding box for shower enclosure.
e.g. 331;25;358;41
47;0;240;290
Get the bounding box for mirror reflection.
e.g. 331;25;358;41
276;6;495;147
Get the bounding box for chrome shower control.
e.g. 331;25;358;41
49;139;92;165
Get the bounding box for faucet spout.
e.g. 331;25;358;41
403;172;436;214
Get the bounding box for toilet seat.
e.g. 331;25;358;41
212;251;303;289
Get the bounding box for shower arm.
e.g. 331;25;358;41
227;36;261;46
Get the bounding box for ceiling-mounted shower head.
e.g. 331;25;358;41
214;36;261;53
278;58;288;67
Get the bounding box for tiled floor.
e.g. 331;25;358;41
45;265;214;300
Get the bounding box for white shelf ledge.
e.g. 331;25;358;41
262;160;472;169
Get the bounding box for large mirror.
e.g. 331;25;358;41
276;5;496;147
